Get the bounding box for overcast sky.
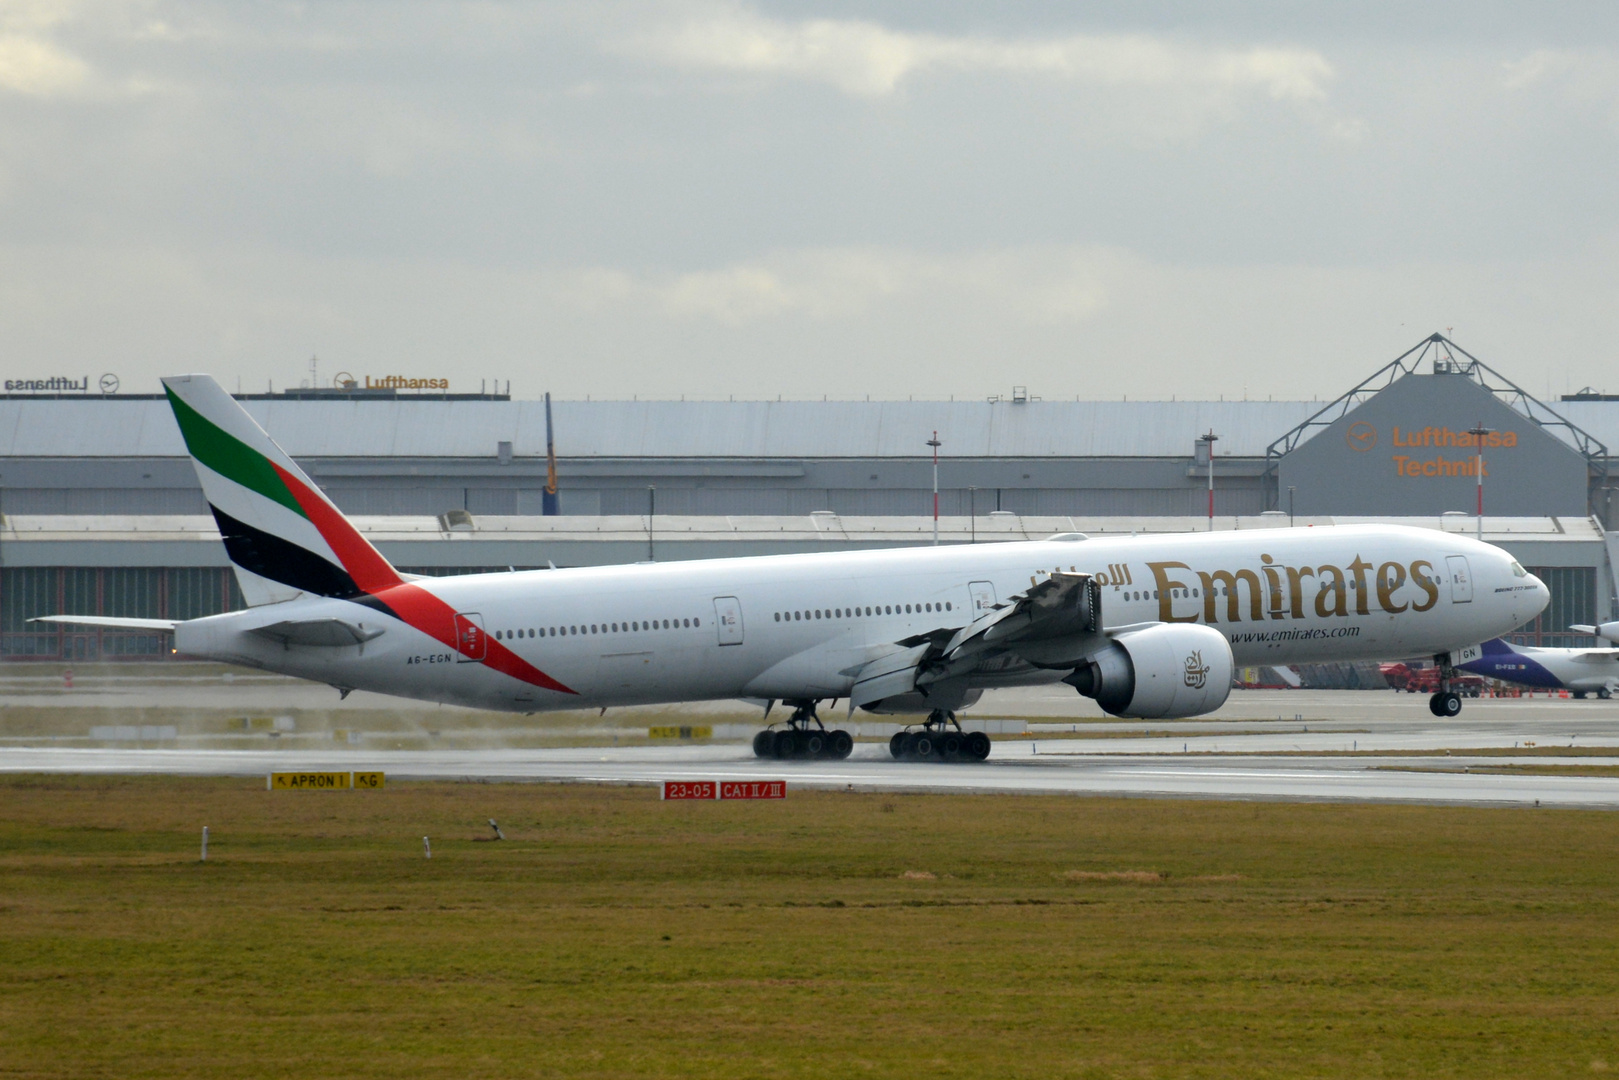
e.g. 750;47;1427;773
3;2;1619;402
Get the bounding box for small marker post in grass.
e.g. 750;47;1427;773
423;836;432;859
200;826;208;862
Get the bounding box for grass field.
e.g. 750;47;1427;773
4;776;1619;1078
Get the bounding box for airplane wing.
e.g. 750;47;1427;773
29;615;179;632
249;618;386;647
850;573;1123;711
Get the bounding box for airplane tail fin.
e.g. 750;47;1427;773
162;374;403;607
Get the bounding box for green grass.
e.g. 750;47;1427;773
3;776;1619;1078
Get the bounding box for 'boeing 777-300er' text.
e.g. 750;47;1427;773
39;376;1551;761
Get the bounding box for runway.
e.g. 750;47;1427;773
5;677;1619;807
4;741;1618;808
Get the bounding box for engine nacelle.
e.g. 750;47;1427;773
1063;624;1232;719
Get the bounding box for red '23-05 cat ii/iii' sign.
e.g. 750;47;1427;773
661;780;786;800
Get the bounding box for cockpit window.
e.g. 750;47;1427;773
1510;561;1527;578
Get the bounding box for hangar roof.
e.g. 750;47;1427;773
3;396;1615;461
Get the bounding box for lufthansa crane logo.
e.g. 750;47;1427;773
1183;651;1210;689
1345;421;1377;451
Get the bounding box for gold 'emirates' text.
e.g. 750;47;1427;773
1146;557;1439;625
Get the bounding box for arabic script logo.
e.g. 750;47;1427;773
1345;420;1377;451
1183;650;1210;690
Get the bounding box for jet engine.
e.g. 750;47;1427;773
1063;624;1233;719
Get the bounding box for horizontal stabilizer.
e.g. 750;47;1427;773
30;615;179;632
249;618;385;647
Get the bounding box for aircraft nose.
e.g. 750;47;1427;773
1530;573;1550;612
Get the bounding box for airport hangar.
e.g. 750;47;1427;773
1;333;1616;662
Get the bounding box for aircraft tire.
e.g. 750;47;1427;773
752;730;774;758
1574;691;1588;700
828;730;854;759
774;730;798;760
1432;691;1462;717
965;732;992;761
940;733;964;759
804;731;826;757
912;733;936;760
1600;689;1612;700
889;732;907;759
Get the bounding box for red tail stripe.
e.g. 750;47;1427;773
377;584;576;695
270;461;576;695
271;462;402;595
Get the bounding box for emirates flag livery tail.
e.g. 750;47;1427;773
163;375;403;607
161;375;572;693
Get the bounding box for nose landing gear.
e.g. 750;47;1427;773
889;710;991;762
1428;655;1464;717
752;700;854;760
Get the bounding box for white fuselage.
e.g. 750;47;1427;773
175;525;1546;713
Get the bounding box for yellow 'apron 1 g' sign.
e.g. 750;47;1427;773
649;726;713;740
268;772;385;790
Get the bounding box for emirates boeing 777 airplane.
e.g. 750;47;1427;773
40;375;1550;761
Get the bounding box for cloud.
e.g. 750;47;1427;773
0;34;89;96
621;8;1333;102
557;247;1113;326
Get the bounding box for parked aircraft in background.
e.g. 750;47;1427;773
35;375;1550;760
1455;636;1619;699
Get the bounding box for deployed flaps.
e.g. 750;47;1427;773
910;572;1104;693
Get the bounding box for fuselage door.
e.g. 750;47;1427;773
713;596;744;646
454;612;487;661
969;581;998;617
1445;556;1473;604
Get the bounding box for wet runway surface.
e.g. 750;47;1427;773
5;740;1618;809
5;681;1618;807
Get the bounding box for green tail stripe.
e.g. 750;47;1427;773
165;387;307;519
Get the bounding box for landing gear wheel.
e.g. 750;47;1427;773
1600;689;1612;700
828;730;854;759
964;731;992;761
940;732;964;759
889;732;907;759
774;729;799;759
912;733;935;760
752;730;774;758
803;731;825;757
1429;691;1462;717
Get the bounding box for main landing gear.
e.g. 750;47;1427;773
889;710;991;763
1428;656;1464;717
753;700;853;760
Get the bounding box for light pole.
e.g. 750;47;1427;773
1467;423;1492;543
1288;485;1296;528
968;486;977;545
927;431;942;546
647;486;655;561
1198;431;1219;532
